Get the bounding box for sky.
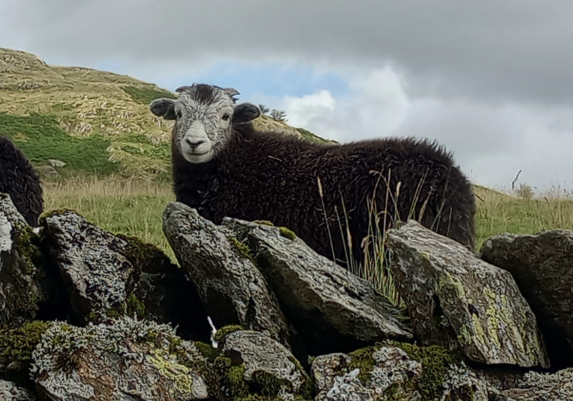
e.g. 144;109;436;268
2;0;573;192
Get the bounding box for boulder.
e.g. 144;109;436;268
213;328;313;400
162;202;295;352
311;342;494;400
0;379;36;400
41;209;210;339
481;230;573;368
30;316;210;400
386;220;549;368
0;193;45;327
499;368;573;400
224;218;412;355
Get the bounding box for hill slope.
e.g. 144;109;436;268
0;47;330;179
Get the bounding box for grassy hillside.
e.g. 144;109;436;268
0;47;328;180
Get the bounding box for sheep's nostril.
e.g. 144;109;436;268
186;139;205;149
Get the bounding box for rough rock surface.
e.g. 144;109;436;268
386;220;549;368
215;329;313;399
30;316;210;400
163;202;295;351
42;209;210;339
498;368;573;400
225;218;412;355
481;230;573;368
0;379;36;400
0;193;45;327
311;343;493;400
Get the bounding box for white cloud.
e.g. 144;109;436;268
273;66;573;192
280;67;410;142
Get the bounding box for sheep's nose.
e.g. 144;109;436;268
186;138;205;149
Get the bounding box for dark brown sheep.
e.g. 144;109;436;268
0;135;44;226
150;84;476;267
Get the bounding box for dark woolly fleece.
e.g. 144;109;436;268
170;108;476;268
0;136;44;226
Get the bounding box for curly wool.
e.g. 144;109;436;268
171;121;476;267
0;136;44;226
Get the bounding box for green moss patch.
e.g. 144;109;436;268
0;321;51;371
279;227;296;240
0;112;118;175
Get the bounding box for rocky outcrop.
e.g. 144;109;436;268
481;230;573;369
162;203;296;352
214;329;313;400
386;220;549;368
41;208;211;340
224;218;412;356
1;194;572;400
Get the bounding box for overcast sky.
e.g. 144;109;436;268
2;0;573;192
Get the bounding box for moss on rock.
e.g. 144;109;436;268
0;320;52;372
214;325;244;345
278;227;296;240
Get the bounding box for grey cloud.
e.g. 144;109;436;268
4;0;573;106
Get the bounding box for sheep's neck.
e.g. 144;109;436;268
172;156;221;213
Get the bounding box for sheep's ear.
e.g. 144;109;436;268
150;98;176;120
233;103;261;124
223;87;240;98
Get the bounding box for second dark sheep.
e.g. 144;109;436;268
0;135;44;227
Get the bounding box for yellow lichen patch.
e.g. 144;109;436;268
147;348;194;395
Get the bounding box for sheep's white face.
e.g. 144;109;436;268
150;84;261;164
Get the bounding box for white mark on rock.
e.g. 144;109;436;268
0;213;13;254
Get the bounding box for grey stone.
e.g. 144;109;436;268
386;220;549;368
499;368;573;401
481;230;573;368
216;329;312;399
0;380;36;400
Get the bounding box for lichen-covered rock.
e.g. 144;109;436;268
498;368;573;400
0;193;45;327
30;316;210;400
162;202;295;352
214;329;313;400
224;218;412;356
311;342;493;400
386;220;549;368
42;209;210;339
481;230;573;368
0;379;36;400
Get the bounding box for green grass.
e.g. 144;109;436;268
296;127;337;144
44;176;176;260
0;112;119;175
122;85;176;105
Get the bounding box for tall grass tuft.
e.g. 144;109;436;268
317;169;453;310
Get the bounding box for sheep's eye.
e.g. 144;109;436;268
176;111;183;119
222;113;230;122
